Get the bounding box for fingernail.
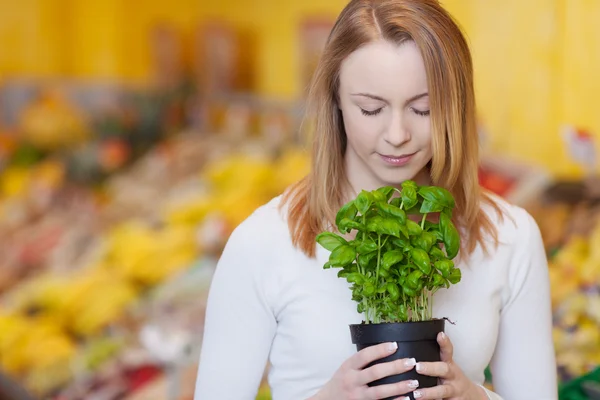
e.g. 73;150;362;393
416;363;424;372
408;380;419;389
388;342;398;352
413;390;423;398
404;358;416;367
440;331;447;340
399;397;410;400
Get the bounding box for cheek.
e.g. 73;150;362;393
407;116;432;144
341;110;381;148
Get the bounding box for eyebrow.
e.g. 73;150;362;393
351;92;429;105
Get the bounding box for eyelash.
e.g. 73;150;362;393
360;107;431;117
412;108;430;117
360;108;382;116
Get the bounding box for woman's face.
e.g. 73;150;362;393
338;39;433;193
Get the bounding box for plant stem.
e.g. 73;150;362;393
421;290;426;321
376;235;381;283
421;213;427;229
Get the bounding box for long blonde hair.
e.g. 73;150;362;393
282;0;502;258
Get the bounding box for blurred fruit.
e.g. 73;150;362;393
19;89;90;150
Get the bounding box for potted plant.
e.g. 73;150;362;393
316;180;462;400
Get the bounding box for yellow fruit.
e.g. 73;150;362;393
164;194;213;226
0;166;31;198
19;90;90;150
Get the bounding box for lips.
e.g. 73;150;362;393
378;152;415;166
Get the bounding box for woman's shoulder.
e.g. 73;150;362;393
227;194;290;247
481;193;542;252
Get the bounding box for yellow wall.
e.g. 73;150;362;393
0;0;598;177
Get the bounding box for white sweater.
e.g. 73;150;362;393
194;195;558;400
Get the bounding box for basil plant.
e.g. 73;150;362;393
317;180;462;324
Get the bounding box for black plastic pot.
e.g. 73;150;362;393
349;319;445;400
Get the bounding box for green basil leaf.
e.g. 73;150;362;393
401;186;418;210
376;186;395;201
346;272;364;284
421;232;437;251
376;202;407;223
434;259;453;278
412;232;436;252
390;197;402;208
329;245;356;267
336;200;358;227
366;215;384;232
392;237;410;249
398;304;408;321
423;221;441;234
406;270;423;289
442;208;453;219
356;239;378;254
404;203;422;215
370;217;403;237
372;191;386;203
402;286;417;297
358;251;377;269
382;250;404;270
316;232;348;252
357;303;365;314
323;261;333;269
432;273;446;287
448;268;462;284
363;282;376;297
399;224;409;239
418;186;455;209
410;248;432;275
356;190;374;214
337;270;349;278
439;213;460;259
420;199;444;214
386;283;400;301
338;218;365;234
401;180;418;190
379;268;390;278
406;219;423;236
429;246;447;260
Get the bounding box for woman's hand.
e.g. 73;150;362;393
411;332;488;400
313;341;420;400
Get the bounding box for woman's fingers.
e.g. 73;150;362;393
357;357;417;385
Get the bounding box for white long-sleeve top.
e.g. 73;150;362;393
195;195;558;400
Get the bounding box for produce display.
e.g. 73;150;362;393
0;130;309;398
530;194;600;383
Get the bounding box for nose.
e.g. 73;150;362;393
383;111;411;147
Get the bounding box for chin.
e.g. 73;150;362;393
376;170;420;186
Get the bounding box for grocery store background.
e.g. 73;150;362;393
0;1;598;399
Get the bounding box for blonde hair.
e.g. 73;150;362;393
282;0;502;258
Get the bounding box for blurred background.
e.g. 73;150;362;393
0;0;598;399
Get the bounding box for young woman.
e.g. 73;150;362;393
194;1;558;399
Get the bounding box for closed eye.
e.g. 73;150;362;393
411;108;430;117
360;108;383;116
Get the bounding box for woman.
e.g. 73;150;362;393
195;0;557;399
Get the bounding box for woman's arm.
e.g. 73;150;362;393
194;218;277;400
489;209;558;399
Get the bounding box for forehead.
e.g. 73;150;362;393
339;39;428;98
